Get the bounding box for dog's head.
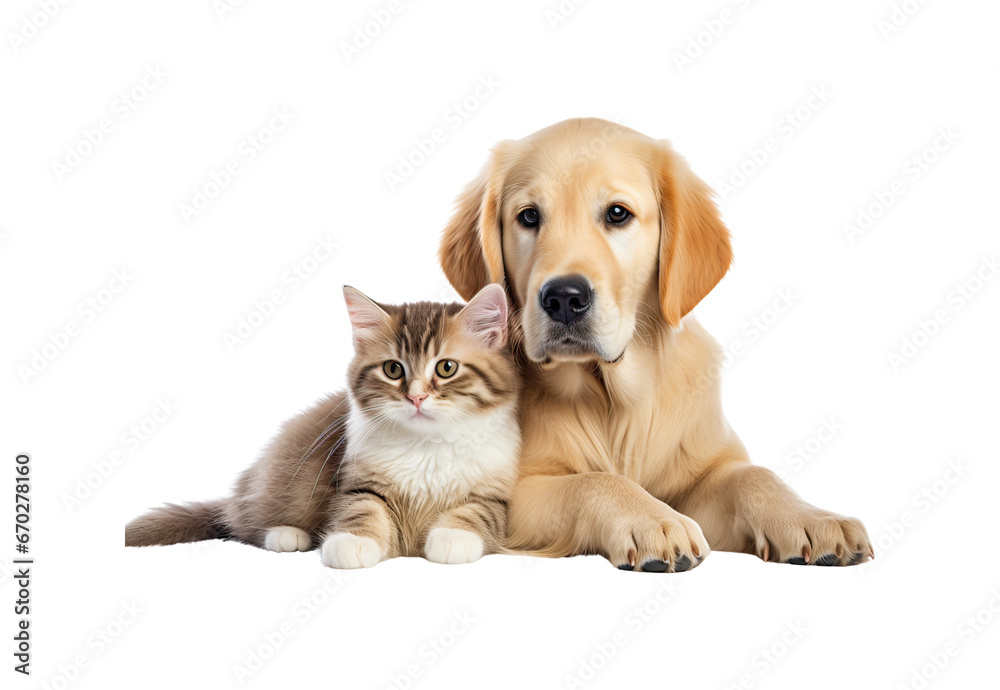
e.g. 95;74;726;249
439;118;732;365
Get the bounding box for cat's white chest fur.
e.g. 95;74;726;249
344;401;520;502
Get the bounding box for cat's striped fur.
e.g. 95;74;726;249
126;285;521;568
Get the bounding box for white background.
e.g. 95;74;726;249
2;0;998;688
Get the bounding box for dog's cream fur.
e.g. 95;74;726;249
439;118;872;571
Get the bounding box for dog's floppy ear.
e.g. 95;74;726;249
438;144;509;301
655;141;733;328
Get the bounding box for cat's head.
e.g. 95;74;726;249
343;284;516;430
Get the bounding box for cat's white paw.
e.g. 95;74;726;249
321;533;385;569
263;526;312;553
425;528;484;564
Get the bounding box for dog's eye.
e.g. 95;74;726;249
382;361;404;380
435;359;458;378
606;204;632;225
517;207;540;229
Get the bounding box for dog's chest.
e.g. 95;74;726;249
529;359;691;487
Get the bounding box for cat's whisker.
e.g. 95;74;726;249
305;404;401;503
288;395;353;458
129;292;521;567
282;399;398;498
281;421;351;496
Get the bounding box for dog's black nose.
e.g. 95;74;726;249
539;276;592;325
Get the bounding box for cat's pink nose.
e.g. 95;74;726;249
407;393;428;409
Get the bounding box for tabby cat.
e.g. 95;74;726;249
125;284;520;568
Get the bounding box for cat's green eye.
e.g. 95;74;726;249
382;360;404;380
435;359;458;378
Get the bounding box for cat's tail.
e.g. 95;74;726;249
125;499;230;547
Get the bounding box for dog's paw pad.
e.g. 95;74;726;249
758;511;873;567
609;511;710;573
640;559;669;573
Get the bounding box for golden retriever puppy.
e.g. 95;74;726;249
439;118;872;572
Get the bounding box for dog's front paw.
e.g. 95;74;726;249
755;509;873;566
424;528;484;564
263;526;312;553
607;506;710;573
320;533;385;569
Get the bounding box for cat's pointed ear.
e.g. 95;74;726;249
458;283;508;349
343;286;390;342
